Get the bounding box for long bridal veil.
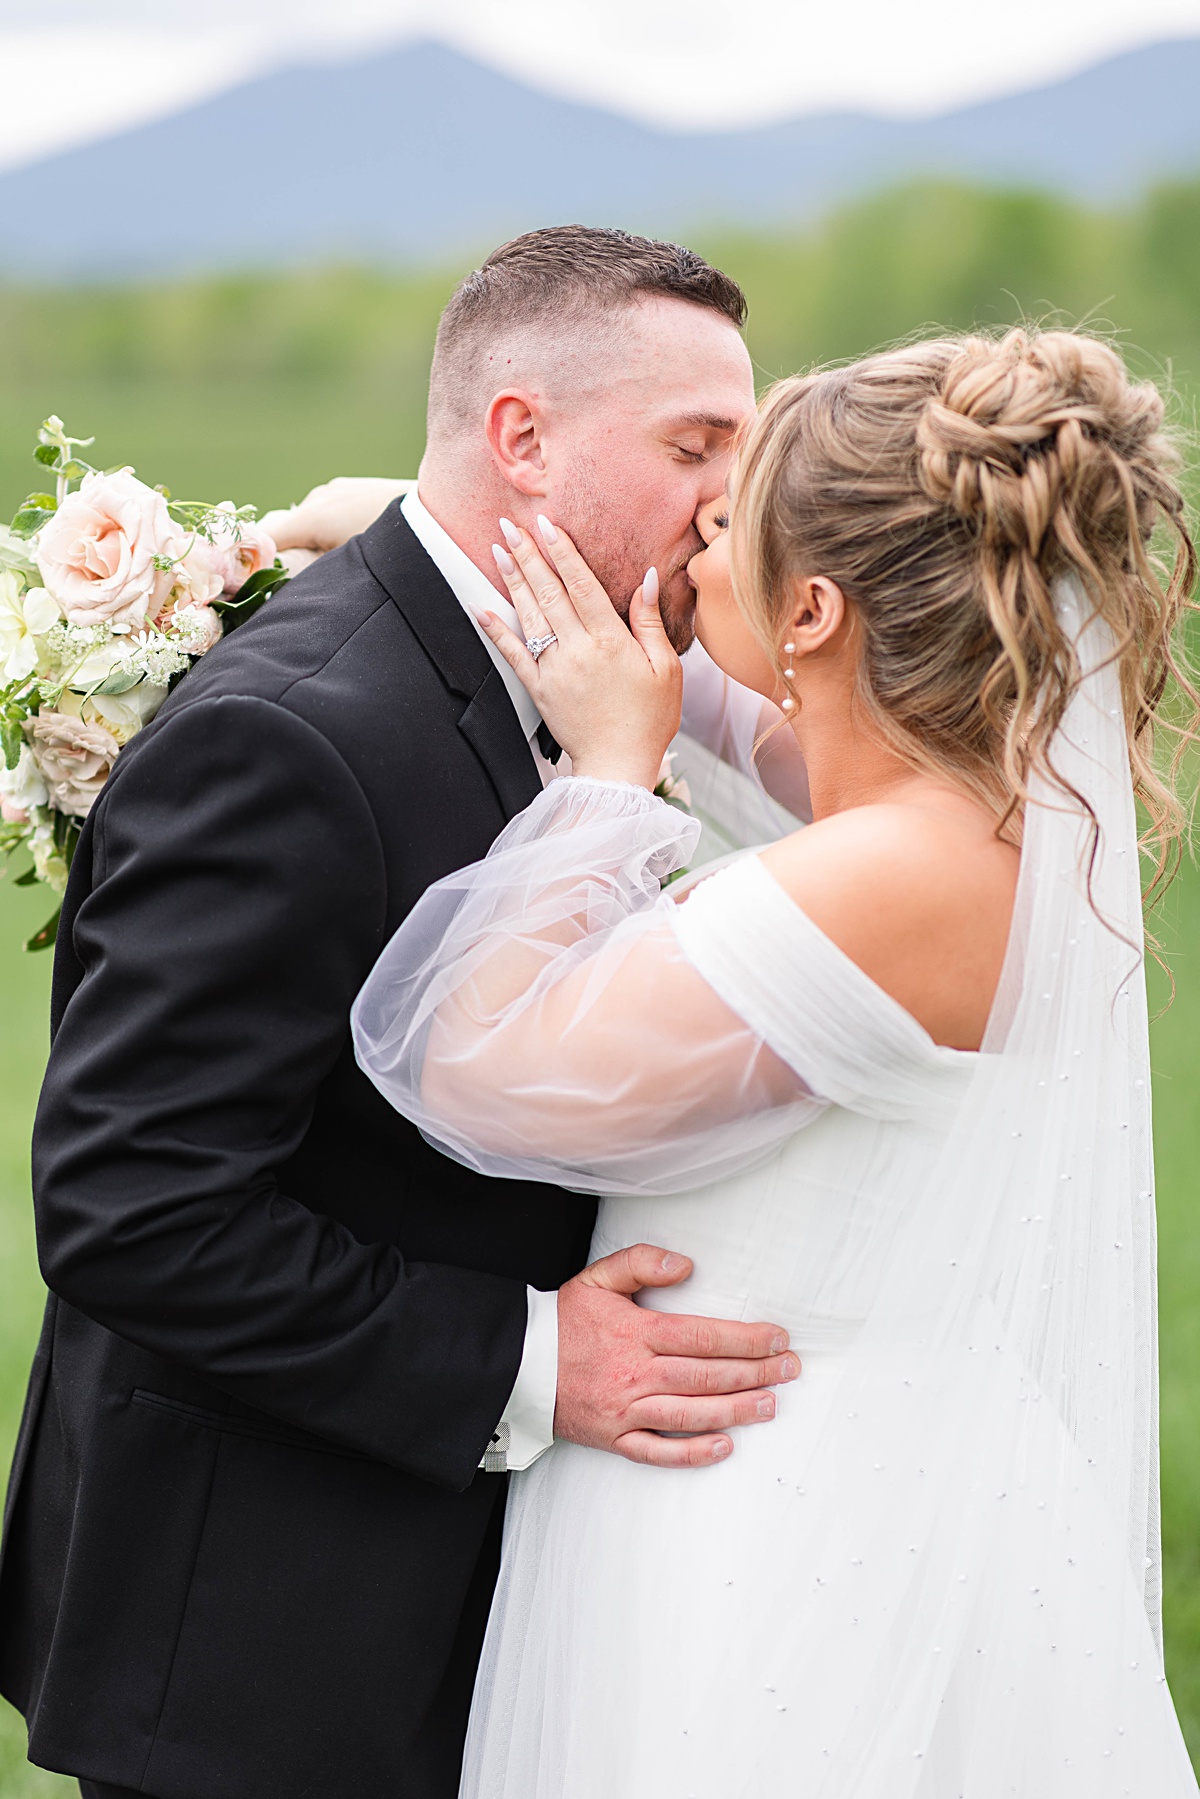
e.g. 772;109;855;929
706;581;1192;1794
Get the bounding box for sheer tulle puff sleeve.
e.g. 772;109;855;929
351;778;823;1196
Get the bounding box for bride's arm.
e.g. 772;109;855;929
352;776;816;1195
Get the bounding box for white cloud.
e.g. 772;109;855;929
1;0;1199;174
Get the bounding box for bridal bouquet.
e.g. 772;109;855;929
0;418;289;949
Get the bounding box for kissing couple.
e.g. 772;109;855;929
1;226;1197;1799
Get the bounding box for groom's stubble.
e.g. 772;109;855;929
556;449;701;656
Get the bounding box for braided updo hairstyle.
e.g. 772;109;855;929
732;328;1198;898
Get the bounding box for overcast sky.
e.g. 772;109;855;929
4;0;1200;174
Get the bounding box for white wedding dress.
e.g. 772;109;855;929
353;594;1198;1797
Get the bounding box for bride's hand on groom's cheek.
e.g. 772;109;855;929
482;516;682;792
554;1243;800;1468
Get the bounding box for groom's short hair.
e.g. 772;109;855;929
428;225;747;441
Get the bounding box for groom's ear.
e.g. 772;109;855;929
485;391;549;497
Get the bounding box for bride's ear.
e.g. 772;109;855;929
789;576;847;658
485;392;548;497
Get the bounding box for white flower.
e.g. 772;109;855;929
0;526;39;581
0;744;49;823
655;749;692;810
56;680;169;747
29;814;69;893
164;604;222;656
61;632;131;690
0;573;60;682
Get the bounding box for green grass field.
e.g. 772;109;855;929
0;176;1198;1790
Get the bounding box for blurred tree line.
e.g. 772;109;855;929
0;177;1196;517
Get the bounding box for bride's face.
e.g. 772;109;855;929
687;495;781;700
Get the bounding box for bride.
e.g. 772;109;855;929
351;328;1199;1796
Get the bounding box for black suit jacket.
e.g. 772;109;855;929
0;505;597;1798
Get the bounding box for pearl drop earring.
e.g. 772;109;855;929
781;644;798;711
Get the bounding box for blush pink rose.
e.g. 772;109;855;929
26;710;121;818
208;510;278;595
174;537;226;607
36;469;186;629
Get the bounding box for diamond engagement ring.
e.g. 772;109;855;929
525;633;558;661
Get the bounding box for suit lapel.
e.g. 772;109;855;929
359;502;541;821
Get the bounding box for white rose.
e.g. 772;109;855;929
56;680;169;747
61;633;132;690
0;573;60;682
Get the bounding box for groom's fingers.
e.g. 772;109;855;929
645;1311;791;1360
631;1390;780;1434
577;1242;694;1295
614;1430;734;1469
651;1351;801;1396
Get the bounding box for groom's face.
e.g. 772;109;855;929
548;299;756;652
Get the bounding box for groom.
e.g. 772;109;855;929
0;227;799;1799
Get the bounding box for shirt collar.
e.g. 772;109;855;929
401;489;543;745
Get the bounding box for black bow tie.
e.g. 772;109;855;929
536;721;563;766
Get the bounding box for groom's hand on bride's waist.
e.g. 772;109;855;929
554;1244;799;1468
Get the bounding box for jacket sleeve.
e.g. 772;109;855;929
32;692;529;1491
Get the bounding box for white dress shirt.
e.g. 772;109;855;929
401;488;562;1471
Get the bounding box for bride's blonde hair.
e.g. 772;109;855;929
732;328;1198;899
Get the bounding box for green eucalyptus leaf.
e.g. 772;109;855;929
14;865;38;887
11;504;54;536
26;904;61;953
213;562;290;633
92;669;141;696
33;443;58;468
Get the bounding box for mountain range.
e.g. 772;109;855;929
3;35;1200;279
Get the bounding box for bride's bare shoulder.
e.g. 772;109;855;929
758;801;1019;1051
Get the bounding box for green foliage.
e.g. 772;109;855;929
213;559;290;631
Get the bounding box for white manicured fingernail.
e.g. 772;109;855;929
491;542;516;575
711;1440;731;1460
643;566;660;604
537;513;558;546
661;1251;686;1273
499;517;522;550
